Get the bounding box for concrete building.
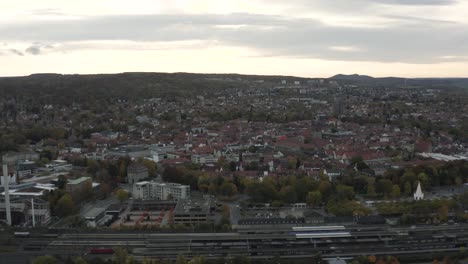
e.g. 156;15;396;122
16;160;37;177
173;196;215;225
84;207;112;227
2;152;39;166
66;177;92;194
127;163;149;184
46;160;72;172
131;200;177;211
108;145;150;159
0;197;51;226
25;198;51;226
1;183;56;198
133;181;190;201
150;144;176;162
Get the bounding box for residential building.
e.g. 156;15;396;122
133;181;190;200
191;154;218;164
108;145;150;159
324;169;343;182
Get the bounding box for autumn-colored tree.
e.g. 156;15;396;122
116;189;129;203
100;182;112;198
368;255;377;263
220;182;238;197
437;204;449;223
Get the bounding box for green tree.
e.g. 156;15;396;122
306;191;322;207
279;186;297;204
367;184;377;197
335;184;355;201
367;181;377;198
32;256;59;264
56;193;75;217
404;181;412;195
417;172;430;190
377;179;393;197
176;255;188;264
74;257;88;264
455;176;463;191
391;185;401;199
57;175;67;189
220;182;238;197
189;256;207;264
116;189;129;203
142;159;158;178
438;204;449;223
81;180;94;202
113;247;134;264
231;256;251;264
86;159;100;175
460;192;468;210
318;180;332;199
246;181;278;203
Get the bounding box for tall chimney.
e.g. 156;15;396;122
2;163;12;226
31;198;36;227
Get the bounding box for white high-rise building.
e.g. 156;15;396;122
133;181;190;200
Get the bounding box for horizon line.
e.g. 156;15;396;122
0;71;468;79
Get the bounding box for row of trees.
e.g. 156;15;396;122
162;165;370;216
377;194;468;224
383;161;468;190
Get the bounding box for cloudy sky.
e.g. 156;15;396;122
1;0;467;77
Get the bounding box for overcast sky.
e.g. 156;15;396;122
1;0;467;77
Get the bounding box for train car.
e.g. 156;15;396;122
295;232;352;239
292;226;346;232
291;226;351;239
41;233;59;238
89;248;114;254
14;232;30;237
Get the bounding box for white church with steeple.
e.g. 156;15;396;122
413;182;424;201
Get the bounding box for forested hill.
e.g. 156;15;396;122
1;72;467;105
0;72;313;104
330;74;468;89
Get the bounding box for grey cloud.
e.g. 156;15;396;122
29;8;65;16
26;45;41;55
9;49;24;56
25;42;55;55
373;0;457;5
383;15;456;24
263;0;457;7
255;0;457;16
0;13;467;63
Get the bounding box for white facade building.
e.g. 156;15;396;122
413;182;424;201
191;154;218;164
133;181;190;201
